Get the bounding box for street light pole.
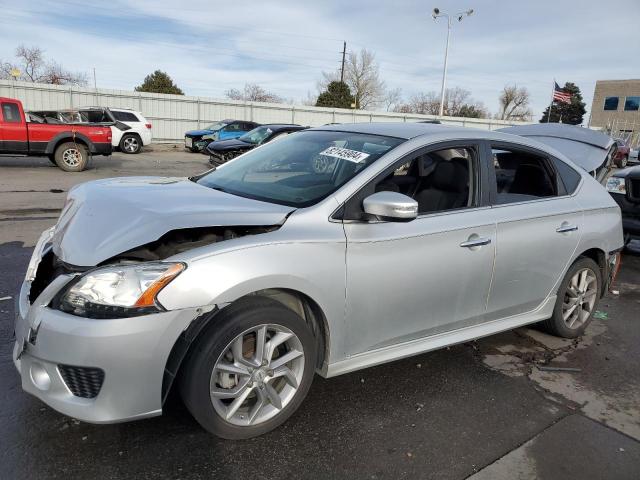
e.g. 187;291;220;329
432;8;474;118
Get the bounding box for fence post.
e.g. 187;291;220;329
138;92;142;112
332;109;336;123
69;87;74;109
291;105;295;124
197;98;201;129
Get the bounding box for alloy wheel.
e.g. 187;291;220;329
62;148;81;167
123;137;139;153
562;268;598;329
209;324;305;426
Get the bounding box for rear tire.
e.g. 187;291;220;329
180;297;316;439
54;142;88;172
542;257;602;338
120;134;142;154
616;155;628;168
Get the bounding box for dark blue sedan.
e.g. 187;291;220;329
184;120;260;152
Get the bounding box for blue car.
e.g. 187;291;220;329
184;120;260;152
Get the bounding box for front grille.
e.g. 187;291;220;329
58;365;105;398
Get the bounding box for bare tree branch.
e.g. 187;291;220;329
225;83;284;103
497;84;532;121
382;87;403;112
0;45;87;85
319;48;385;110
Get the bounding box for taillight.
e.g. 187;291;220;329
145;123;152;129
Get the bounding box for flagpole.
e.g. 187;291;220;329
546;79;555;123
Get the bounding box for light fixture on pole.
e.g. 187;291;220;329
432;7;474;117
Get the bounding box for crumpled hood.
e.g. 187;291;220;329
185;129;216;137
207;138;252;152
52;176;295;266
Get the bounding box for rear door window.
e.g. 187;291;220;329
491;145;559;204
1;102;22;123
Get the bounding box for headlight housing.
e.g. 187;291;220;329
606;177;626;194
55;262;185;319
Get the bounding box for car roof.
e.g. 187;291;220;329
260;124;305;130
311;122;464;139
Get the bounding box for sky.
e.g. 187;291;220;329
1;0;639;120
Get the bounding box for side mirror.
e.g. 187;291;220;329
362;191;418;222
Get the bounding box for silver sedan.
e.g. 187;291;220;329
14;123;623;439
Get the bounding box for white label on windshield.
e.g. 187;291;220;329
319;146;370;163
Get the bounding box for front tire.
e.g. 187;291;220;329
120;134;142;154
180;297;316;439
543;257;602;338
54;142;88;172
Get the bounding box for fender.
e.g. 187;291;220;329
45;132;96;154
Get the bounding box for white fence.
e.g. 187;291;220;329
0;80;529;142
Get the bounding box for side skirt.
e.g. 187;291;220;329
323;295;556;378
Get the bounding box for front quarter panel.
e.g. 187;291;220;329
157;209;347;363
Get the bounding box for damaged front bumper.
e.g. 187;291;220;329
13;231;205;424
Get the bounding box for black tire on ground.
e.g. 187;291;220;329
542;256;602;339
180;297;317;439
616;155;628;168
54;142;89;172
119;133;142;154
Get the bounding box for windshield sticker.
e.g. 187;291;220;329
319;146;370;163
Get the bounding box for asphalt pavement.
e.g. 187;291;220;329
1;150;639;479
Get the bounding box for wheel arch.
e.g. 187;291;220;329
45;132;94;155
574;247;607;296
161;287;330;406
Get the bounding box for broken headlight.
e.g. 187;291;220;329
56;263;185;319
606;177;626;195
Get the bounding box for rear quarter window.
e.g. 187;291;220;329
112;111;139;122
552;158;582;194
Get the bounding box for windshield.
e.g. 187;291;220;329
196;130;404;207
239;126;274;145
205;122;228;131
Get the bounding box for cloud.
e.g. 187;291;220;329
1;0;638;119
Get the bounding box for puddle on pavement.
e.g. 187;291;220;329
475;319;640;440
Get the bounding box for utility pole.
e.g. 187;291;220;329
340;41;346;83
93;68;97;89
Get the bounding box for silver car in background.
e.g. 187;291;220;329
14;123;623;439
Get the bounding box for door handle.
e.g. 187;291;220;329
460;237;492;248
556;224;578;233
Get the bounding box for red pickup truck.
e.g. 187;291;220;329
0;97;112;172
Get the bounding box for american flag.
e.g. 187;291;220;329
553;82;572;104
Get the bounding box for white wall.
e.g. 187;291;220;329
0;80;530;142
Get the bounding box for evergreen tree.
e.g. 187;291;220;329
316;81;355;109
539;82;586;124
135;70;184;95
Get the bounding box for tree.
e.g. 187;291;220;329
396;87;487;118
320;48;385;109
458;104;487;118
135;70;184;95
382;87;403;112
539;82;586;124
315;81;354;109
0;45;87;85
497;84;532;121
225;83;283;103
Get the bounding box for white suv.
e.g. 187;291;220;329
80;108;152;154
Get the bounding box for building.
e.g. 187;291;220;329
590;79;640;147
